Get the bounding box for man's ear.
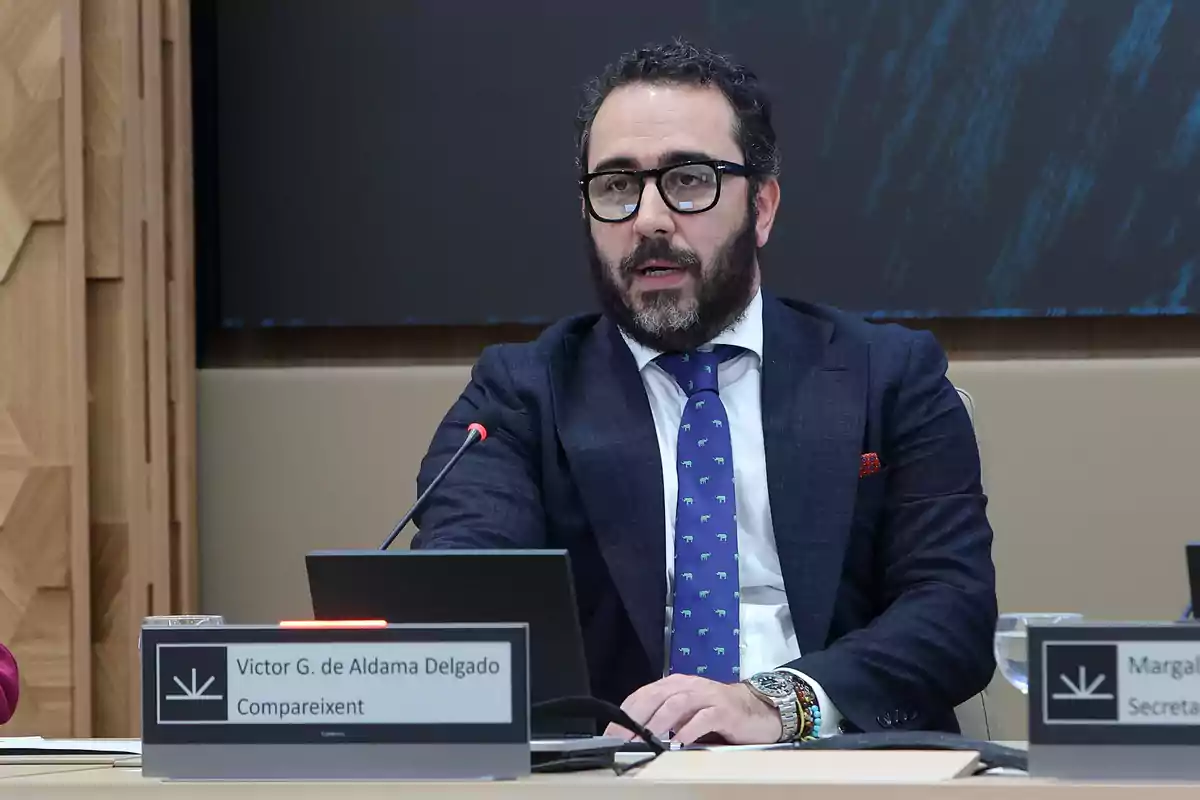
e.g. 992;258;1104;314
753;177;781;249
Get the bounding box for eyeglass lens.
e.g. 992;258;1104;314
588;163;720;220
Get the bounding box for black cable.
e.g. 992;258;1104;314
791;732;1028;772
531;696;666;752
980;691;992;741
613;753;661;776
533;755;618;774
530;696;667;775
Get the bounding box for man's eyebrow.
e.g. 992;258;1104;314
589;150;719;174
590;155;640;173
658;150;716;167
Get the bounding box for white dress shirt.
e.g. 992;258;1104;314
619;288;843;737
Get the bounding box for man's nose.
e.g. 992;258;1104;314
632;179;676;238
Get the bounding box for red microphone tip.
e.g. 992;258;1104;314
467;422;488;441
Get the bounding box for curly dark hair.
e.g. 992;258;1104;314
574;39;781;181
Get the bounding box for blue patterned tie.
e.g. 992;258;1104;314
657;346;741;683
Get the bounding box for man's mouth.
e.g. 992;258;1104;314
636;260;686;277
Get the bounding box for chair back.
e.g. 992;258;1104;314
951;384;992;740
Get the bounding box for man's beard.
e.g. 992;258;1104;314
585;201;760;354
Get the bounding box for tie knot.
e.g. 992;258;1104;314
655;346;740;396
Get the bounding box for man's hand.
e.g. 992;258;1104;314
603;674;782;745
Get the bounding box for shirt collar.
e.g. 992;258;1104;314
619;287;764;372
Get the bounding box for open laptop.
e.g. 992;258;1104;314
305;548;625;754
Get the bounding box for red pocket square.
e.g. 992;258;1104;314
859;452;882;478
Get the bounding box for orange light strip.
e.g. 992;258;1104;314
279;619;388;629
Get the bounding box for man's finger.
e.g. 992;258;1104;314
672;705;725;745
643;689;705;739
602;722;633;739
612;675;713;739
615;681;673;737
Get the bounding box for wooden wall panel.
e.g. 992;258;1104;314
141;0;174;622
0;0;61;224
89;0;151;737
63;0;93;739
81;0;123;281
0;0;197;738
0;0;89;736
164;0;199;613
82;0;199;737
0;232;75;736
86;278;135;735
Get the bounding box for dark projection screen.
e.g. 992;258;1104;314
193;0;1200;328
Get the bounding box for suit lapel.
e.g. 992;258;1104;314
553;318;666;669
760;295;867;655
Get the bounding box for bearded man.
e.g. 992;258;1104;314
410;39;997;746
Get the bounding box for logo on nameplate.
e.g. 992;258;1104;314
1044;643;1118;722
158;645;229;723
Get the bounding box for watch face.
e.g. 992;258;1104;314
750;672;792;698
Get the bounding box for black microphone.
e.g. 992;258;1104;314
379;412;495;551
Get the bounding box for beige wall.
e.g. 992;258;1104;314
197;356;1200;742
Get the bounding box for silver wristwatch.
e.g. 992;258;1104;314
742;670;799;742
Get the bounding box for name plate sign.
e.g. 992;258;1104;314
1028;621;1200;780
140;623;529;781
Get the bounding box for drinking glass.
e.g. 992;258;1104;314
994;612;1083;693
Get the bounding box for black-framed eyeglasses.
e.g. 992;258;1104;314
579;160;753;223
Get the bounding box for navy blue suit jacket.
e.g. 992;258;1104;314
410;293;997;734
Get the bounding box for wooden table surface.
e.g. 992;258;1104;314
0;750;1196;800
